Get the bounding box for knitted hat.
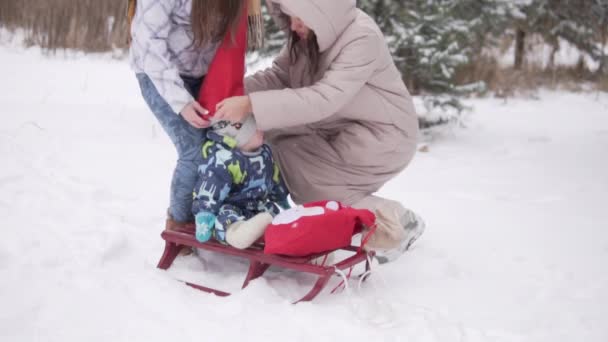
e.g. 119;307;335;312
211;116;258;148
198;1;260;148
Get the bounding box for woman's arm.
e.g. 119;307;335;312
244;47;291;93
130;0;193;115
250;33;381;131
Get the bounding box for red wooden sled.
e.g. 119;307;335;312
156;225;374;303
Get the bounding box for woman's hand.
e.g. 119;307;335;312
215;96;252;123
181;101;211;129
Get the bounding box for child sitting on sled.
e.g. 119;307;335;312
191;117;290;249
190;3;289;249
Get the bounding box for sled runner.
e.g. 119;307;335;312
156;224;374;303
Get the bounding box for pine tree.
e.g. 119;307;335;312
359;0;503;112
512;0;608;73
451;0;517;54
258;2;286;57
592;0;608;75
255;0;607;114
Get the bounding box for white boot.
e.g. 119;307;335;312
374;209;426;264
226;212;273;249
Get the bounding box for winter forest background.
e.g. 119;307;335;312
0;0;606;122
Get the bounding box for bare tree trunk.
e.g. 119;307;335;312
548;43;559;86
514;28;526;70
0;0;129;52
598;28;607;76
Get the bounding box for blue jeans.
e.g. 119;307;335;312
136;73;206;222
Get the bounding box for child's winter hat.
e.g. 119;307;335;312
198;2;258;148
211;116;257;148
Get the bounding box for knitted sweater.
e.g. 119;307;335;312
129;0;219;114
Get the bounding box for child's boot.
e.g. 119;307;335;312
226;212;273;249
195;212;216;243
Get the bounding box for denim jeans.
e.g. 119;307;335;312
136;73;206;222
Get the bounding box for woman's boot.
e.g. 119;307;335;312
165;213;195;256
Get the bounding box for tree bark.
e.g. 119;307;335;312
515;28;526;70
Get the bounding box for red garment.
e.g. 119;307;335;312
264;201;376;256
197;7;248;117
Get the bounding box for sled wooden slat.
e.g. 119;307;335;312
157;227;372;303
185;282;231;297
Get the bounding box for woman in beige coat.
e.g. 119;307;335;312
216;0;424;263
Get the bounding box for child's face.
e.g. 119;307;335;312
240;130;264;152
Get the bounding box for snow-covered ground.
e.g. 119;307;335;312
1;45;607;342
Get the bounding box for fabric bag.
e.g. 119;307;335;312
264;201;376;256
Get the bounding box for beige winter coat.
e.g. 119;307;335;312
245;0;419;206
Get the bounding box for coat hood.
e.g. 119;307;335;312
268;0;357;52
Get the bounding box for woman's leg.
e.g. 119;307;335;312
268;128;423;261
136;73;205;223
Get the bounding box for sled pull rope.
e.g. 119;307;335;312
359;222;378;253
333;255;397;328
331;222;378;294
333;267;352;293
333;251;375;295
357;254;375;290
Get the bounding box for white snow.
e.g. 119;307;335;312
1;44;607;342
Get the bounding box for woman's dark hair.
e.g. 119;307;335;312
288;31;320;74
191;0;243;47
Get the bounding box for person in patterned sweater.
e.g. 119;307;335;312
192;121;290;249
128;0;264;234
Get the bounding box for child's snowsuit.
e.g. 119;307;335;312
192;131;289;242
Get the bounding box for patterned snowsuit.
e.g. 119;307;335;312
192;131;290;243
